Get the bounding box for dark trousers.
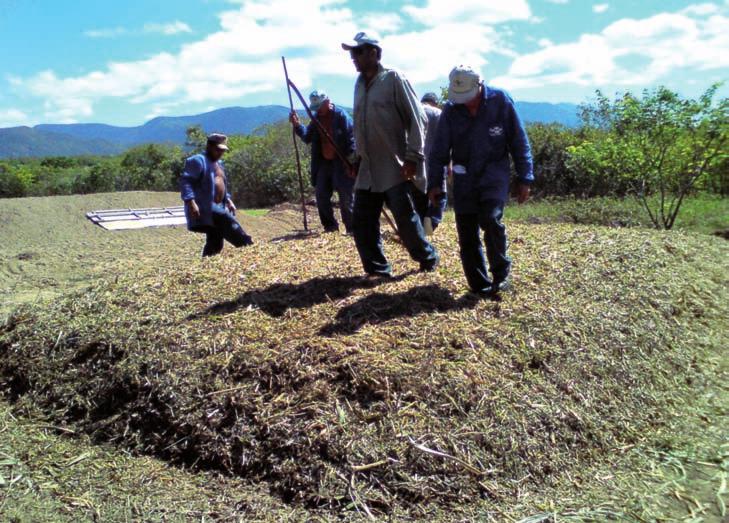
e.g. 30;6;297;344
315;159;354;233
202;205;253;257
455;200;511;291
352;181;438;275
412;187;447;229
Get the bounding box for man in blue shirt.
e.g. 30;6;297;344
428;66;534;295
180;133;253;257
289;90;356;234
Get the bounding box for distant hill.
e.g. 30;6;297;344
516;102;580;127
34;106;292;147
0;102;579;159
0;126;124;159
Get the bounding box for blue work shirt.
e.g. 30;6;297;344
295;105;355;184
179;153;232;232
428;86;533;212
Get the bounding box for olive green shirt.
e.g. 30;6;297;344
353;64;428;193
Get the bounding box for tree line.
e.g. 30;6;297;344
1;85;726;230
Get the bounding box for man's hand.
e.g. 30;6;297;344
428;187;443;206
186;199;201;219
226;199;237;215
401;160;417;181
289;111;300;127
517;184;531;205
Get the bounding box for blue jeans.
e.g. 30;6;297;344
201;204;253;257
455;200;511;291
315;159;355;233
352;181;439;275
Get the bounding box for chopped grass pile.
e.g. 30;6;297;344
1;219;727;518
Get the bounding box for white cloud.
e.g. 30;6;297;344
492;5;729;90
361;13;402;34
403;0;531;25
143;21;193;35
84;27;128;38
19;0;359;122
680;3;720;16
17;0;525;121
545;0;569;4
593;4;609;14
0;109;29;127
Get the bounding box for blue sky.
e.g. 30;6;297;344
1;0;727;127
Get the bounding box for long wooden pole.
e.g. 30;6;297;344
281;57;309;232
286;76;400;238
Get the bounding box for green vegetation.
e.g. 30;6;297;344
1;194;727;520
568;85;728;229
507;194;729;235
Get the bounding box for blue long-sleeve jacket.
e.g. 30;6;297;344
427;86;533;212
179;153;232;232
295;105;355;185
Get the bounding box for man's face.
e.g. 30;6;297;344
207;145;225;162
350;45;377;73
317;100;332;116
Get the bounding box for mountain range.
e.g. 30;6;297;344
0;102;579;159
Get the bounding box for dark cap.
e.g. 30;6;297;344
207;133;229;151
421;92;439;104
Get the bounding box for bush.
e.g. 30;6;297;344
569;85;728;229
0;163;34;197
224;122;312;208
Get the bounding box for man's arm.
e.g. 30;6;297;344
180;156;204;218
343;110;355;158
180;156;203;202
290;111;317;144
504;94;534;187
427;107;452;202
393;73;427;166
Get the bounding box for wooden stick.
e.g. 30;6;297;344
287;77;401;238
281;57;309;232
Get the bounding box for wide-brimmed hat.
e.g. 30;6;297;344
448;65;482;104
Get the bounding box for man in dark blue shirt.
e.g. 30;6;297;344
180;134;253;257
428;66;534;295
290;90;356;234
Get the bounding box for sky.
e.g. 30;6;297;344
0;0;727;127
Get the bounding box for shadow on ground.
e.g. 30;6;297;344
187;273;413;319
319;284;488;336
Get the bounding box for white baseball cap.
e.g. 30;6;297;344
309;90;329;111
448;65;482;104
341;31;381;51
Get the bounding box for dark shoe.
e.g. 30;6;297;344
324;226;339;233
419;253;440;273
492;277;512;294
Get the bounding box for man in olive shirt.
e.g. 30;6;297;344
342;32;439;277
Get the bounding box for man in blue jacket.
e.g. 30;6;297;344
428;66;534;295
289;90;356;234
180;133;253;257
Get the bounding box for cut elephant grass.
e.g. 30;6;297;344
1;219;728;520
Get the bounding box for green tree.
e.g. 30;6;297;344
0;163;34;197
119;144;184;191
185;125;207;154
569;85;728;229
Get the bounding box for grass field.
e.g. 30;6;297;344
1;192;728;521
507;194;729;235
